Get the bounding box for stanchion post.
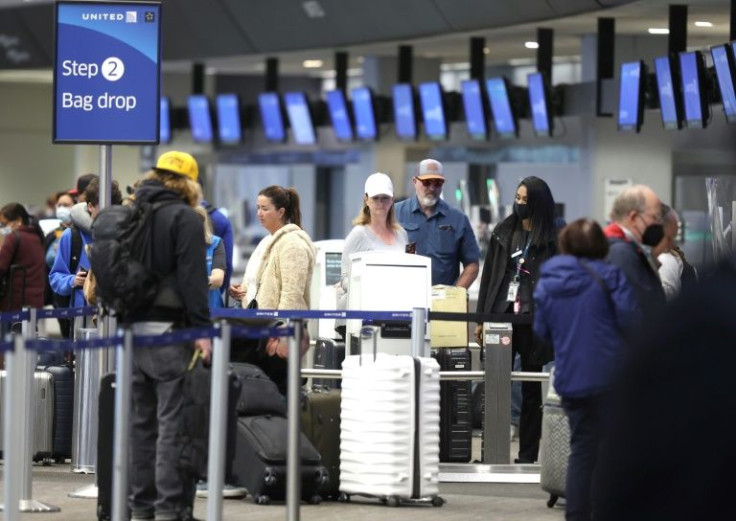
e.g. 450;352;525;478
482;322;513;464
21;307;36;499
286;319;302;521
207;322;231;521
410;307;427;357
112;327;132;521
2;332;21;521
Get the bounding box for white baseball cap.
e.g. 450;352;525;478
416;158;444;180
364;172;394;198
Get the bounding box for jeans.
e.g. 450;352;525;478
129;322;195;521
562;394;609;521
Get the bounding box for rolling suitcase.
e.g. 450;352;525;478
312;338;345;390
540;368;569;508
339;326;444;507
432;348;472;463
0;369;55;462
96;373;119;521
301;387;341;498
38;363;75;462
231;414;328;505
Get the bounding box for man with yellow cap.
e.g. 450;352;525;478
127;151;211;521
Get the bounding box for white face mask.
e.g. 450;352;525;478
56;206;72;224
0;226;12;236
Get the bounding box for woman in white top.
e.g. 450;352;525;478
338;172;409;312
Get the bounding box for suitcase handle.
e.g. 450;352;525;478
358;325;379;365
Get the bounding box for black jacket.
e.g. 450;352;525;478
131;180;210;327
476;214;558;316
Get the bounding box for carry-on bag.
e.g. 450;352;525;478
38;363;75;462
540;368;569;508
312;338;345;390
0;369;55;462
231;414;328;505
432;347;472;463
96;373;120;521
339;326;444;506
301;387;341;498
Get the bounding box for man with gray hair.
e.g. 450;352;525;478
603;185;666;320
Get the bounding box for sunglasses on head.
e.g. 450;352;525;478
418;178;444;188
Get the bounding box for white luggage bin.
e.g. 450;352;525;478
307;239;345;341
345;251;431;356
339;327;444;506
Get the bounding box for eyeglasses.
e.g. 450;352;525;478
418;178;444;188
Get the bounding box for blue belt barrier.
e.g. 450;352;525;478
211;308;413;321
0;309;29;323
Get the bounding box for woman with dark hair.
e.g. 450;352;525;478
474;175;560;464
0;203;46;313
533;218;638;521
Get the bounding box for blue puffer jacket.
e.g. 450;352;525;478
533;255;639;398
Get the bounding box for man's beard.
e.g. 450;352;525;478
421;194;438;207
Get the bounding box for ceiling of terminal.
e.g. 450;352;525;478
0;0;732;79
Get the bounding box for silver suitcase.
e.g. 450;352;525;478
0;370;55;461
540;368;569;508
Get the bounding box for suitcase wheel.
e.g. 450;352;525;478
264;468;277;486
338;493;350;503
308;495;322;505
547;494;558;508
385;496;400;507
254;494;271;505
431;496;445;507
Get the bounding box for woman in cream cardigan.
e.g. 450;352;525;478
228;185;315;391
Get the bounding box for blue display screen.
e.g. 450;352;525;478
216;93;241;144
284;92;316;145
461;79;488;140
679;52;705;128
258;92;286;142
159;96;170;143
352;86;378;140
418;82;447;140
618;61;643;131
326;90;353;141
485;78;517;138
654;56;681;130
711;45;736;123
187;95;213;143
392;84;417;139
527;72;551;136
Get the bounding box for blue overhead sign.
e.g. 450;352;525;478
53;1;162;144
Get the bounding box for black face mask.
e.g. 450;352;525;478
514;202;531;220
641;223;665;247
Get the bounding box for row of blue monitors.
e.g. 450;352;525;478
160;77;552;145
618;42;736;132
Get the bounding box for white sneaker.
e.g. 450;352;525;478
510;424;519;441
195;481;247;499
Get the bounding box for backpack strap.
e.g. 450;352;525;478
69;227;83;275
204;202;217;215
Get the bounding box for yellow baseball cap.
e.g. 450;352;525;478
155;151;199;182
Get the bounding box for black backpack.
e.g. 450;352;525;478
89;199;181;317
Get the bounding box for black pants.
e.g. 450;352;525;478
512;323;542;463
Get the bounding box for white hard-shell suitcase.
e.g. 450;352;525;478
339;326;444;506
0;370;55;461
540;367;570;508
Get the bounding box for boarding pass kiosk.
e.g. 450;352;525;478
307;239;344;341
346;251;432;356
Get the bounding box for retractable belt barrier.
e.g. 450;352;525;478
2;304;544;519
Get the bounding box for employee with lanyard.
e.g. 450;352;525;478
474;176;561;464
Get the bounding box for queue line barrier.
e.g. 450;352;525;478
1;305;547;521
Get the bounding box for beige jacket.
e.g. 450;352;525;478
248;223;315;310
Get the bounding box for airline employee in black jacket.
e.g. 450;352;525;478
474;176;560;464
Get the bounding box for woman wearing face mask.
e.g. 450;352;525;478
474;176;561;464
0;203;46;317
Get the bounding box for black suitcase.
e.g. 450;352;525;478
432;348;473;463
38;363;74;462
301;388;341;498
312;338;345;390
97;373;120;521
231;414;328;505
